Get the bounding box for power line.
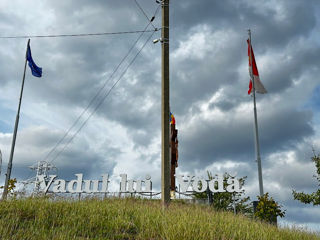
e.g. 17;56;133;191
49;30;156;164
41;3;161;164
0;29;159;39
134;0;157;30
42;22;154;163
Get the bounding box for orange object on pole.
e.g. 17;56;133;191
170;123;178;192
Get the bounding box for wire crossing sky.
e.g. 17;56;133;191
0;29;159;39
42;4;161;164
48;30;156;164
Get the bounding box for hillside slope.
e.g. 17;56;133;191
0;198;318;240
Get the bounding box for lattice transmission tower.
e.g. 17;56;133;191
20;161;57;195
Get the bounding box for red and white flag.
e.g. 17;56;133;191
247;39;267;94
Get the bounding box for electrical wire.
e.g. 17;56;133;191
49;30;156;164
42;23;154;163
154;3;161;20
134;0;157;30
18;2;162;187
41;3;161;164
0;29;159;39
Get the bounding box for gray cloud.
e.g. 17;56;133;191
179;106;313;170
0;0;320;232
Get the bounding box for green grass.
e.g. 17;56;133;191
0;198;318;240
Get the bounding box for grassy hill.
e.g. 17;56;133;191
0;198;318;240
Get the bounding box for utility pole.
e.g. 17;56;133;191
161;0;170;206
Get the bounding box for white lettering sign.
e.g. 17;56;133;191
176;174;241;193
37;173;242;194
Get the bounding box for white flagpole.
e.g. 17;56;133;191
248;30;264;197
2;39;30;200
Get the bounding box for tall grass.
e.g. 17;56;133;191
0;198;318;240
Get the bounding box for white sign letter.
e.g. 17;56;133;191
208;174;226;193
101;174;109;192
176;175;194;192
120;174;127;192
145;175;152;192
67;174;83;193
192;177;207;193
52;179;66;193
37;175;57;193
226;178;241;192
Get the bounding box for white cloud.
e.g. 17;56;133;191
172;25;237;61
0;0;320;232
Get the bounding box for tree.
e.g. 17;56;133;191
254;192;285;224
194;172;252;215
292;153;320;205
0;178;17;197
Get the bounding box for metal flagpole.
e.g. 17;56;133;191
248;30;264;197
2;39;30;200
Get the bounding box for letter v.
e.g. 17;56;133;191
176;175;194;192
37;175;57;193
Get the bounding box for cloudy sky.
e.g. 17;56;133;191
1;0;320;232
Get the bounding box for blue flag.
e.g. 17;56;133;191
26;42;42;77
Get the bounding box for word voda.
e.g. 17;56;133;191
176;174;241;193
37;173;241;194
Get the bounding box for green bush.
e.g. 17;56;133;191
193;172;252;215
254;192;285;224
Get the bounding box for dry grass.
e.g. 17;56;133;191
0;198;318;240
